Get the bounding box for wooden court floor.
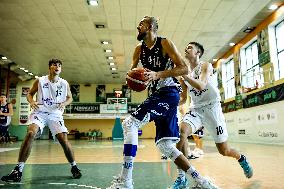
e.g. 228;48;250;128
0;139;284;189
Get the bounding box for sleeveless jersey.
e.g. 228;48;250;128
185;63;221;108
0;103;11;126
140;37;180;93
35;75;68;115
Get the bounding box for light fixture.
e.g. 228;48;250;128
35;76;39;79
87;0;98;6
108;56;114;60
229;42;235;47
243;27;256;33
28;73;33;76
105;49;112;53
1;56;7;60
95;24;105;28
109;62;115;66
111;67;116;71
101;41;109;45
24;69;29;73
213;59;218;62
268;4;278;10
19;67;25;70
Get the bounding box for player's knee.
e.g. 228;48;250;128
180;124;190;138
26;130;36;139
27;124;39;138
56;133;68;143
156;140;182;161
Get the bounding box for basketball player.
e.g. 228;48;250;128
172;42;253;188
107;16;218;189
1;59;82;182
0;95;13;143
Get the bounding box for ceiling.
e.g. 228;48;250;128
0;0;282;84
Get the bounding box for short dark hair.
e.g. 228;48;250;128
188;42;204;58
48;58;62;67
143;16;158;32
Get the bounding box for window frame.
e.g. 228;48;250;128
222;57;235;99
274;19;284;80
240;39;264;88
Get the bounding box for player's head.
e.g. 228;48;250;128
48;58;62;75
0;94;7;103
185;42;204;59
49;58;62;67
137;16;158;41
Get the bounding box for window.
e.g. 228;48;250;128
240;40;264;88
274;19;284;80
222;58;235;99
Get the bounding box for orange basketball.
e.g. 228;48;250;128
126;68;148;92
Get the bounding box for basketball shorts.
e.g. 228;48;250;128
131;86;180;144
192;126;204;138
29;112;68;141
182;102;228;143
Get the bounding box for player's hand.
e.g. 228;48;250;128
0;110;3;115
181;75;189;81
144;68;159;81
58;103;66;111
30;101;39;110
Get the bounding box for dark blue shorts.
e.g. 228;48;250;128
131;86;180;143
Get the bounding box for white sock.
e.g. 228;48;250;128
70;161;77;166
186;166;201;180
121;156;134;181
178;168;186;181
17;162;25;172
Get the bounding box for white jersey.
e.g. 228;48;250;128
185;63;221;108
34;75;68;115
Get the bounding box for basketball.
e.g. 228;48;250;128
126;68;148;92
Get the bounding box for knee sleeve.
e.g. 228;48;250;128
122;116;140;157
156;140;182;161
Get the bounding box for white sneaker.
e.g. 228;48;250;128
106;175;133;189
192;177;219;189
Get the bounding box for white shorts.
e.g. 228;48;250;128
29;112;68;141
181;103;228;143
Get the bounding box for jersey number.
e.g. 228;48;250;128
216;126;223;135
148;56;161;67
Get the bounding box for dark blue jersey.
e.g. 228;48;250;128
140;37;172;71
140;37;180;93
0;103;9;125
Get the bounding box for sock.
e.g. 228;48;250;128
17;162;25;172
178;168;186;181
186;166;201;180
238;154;245;162
70;161;77;167
121;156;134;181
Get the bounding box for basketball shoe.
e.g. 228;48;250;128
1;165;22;182
71;165;82;179
171;176;189;189
192;177;219;189
238;155;253;178
107;175;133;189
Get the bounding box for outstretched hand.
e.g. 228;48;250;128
58;103;66;111
30;101;39;110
